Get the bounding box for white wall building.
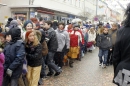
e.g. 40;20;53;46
0;0;97;24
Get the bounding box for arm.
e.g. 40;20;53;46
96;35;101;47
9;44;25;71
65;32;70;49
113;31;121;70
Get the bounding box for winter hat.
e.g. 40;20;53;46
23;20;33;29
8;18;13;22
0;32;6;38
25;30;33;39
7;27;21;41
8;20;18;29
73;24;80;28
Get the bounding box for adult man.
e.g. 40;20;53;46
107;23;118;65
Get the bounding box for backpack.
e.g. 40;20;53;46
35;30;48;56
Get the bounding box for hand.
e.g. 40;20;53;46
66;49;69;53
6;68;13;77
110;49;112;51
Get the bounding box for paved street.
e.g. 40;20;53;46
43;49;117;86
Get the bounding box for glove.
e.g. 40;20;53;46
6;68;13;77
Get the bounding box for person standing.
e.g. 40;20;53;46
107;23;118;65
87;27;96;53
25;30;43;86
113;3;130;85
54;22;70;69
97;28;112;68
68;24;82;67
3;27;25;86
44;21;61;76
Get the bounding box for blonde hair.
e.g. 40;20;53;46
25;30;40;46
89;27;95;34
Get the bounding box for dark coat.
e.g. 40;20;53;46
97;33;112;50
26;43;43;67
45;28;58;52
4;40;25;78
113;27;130;85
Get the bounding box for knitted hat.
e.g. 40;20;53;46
0;32;6;38
23;20;33;29
25;30;33;39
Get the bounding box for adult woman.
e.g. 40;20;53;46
68;24;82;67
113;3;130;85
87;27;96;52
25;30;42;86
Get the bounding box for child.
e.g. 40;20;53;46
0;48;4;86
97;28;112;68
25;30;43;86
3;27;25;86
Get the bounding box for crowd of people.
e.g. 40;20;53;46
0;15;124;86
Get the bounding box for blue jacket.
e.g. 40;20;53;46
4;40;25;78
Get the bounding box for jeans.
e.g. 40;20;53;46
54;52;64;68
46;52;60;73
40;56;47;78
2;75;18;86
98;49;108;65
107;47;114;64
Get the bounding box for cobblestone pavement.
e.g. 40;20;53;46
43;49;117;86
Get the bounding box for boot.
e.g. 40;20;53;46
69;61;74;68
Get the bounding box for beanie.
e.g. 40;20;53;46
23;20;33;29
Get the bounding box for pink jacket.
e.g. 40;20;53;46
0;53;5;86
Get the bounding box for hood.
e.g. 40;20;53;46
7;27;21;42
9;20;18;29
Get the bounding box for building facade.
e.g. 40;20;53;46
0;0;98;24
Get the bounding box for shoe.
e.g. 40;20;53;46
38;78;43;85
102;64;106;68
106;63;109;66
99;63;102;66
54;71;61;76
47;72;54;76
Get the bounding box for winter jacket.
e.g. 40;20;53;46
0;53;4;86
26;43;43;67
97;33;112;50
35;30;48;56
45;28;58;52
113;27;130;85
88;31;96;42
55;29;70;52
4;40;25;78
108;29;117;47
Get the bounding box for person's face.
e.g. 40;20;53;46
74;27;79;30
6;35;11;42
28;32;35;42
44;23;50;29
0;36;5;44
112;25;117;30
26;23;33;31
58;24;64;30
103;28;108;34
